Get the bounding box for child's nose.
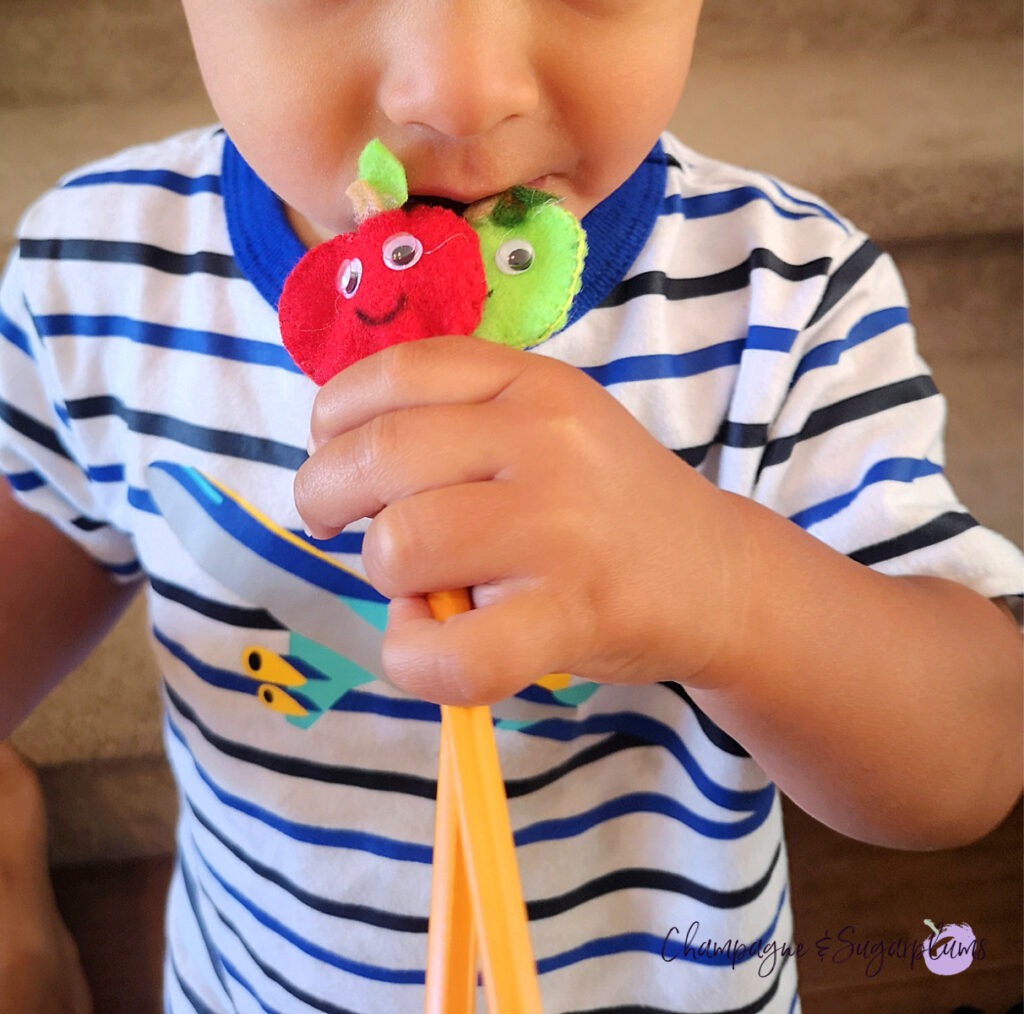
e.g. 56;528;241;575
377;5;540;138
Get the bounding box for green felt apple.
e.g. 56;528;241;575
468;186;586;349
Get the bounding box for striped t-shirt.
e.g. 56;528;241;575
1;126;1020;1014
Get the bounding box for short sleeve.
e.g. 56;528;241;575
749;232;1023;602
0;246;141;581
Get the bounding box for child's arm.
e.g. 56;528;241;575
682;493;1022;851
295;336;1022;852
0;480;137;739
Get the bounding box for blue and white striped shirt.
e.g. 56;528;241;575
2;126;1020;1013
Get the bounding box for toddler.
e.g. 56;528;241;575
1;1;1021;1011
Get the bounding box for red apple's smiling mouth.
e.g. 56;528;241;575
356;293;407;327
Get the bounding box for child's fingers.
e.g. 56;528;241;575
295;400;516;538
308;335;533;451
361;481;546;599
383;590;586;706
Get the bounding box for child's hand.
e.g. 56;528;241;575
295;336;742;705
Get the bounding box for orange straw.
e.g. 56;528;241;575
423;589;542;1013
424;706;476;1014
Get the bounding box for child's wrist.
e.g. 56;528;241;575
671;488;757;692
603;478;755;693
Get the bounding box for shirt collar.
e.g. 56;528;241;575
223;135;666;330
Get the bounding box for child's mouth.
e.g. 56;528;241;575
407;194;470;216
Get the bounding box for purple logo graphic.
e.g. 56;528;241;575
921;919;978;976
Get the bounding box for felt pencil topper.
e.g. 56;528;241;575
467;186;586;347
278;140;487;384
279;139;587;385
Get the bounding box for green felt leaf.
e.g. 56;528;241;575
490;186;559;228
358;139;408;208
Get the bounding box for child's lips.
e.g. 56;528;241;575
408;174;558;213
406;194;471;215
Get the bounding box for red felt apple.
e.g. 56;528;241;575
279;142;487;385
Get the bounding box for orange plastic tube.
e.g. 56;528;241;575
423;589;542;1014
424;708;477;1014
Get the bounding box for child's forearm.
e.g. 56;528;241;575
0;485;137;739
687;493;1023;851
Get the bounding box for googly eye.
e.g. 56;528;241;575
382;233;423;271
495;238;535;275
337;258;362;298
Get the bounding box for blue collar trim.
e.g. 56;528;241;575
223;136;666;328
